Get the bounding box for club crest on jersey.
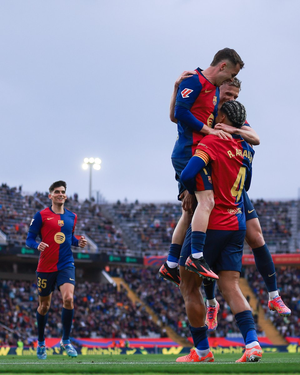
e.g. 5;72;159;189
213;96;217;105
54;232;66;244
181;88;193;98
58;220;64;227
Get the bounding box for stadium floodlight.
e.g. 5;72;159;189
82;157;101;200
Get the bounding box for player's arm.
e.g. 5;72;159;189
170;71;197;123
214;122;260;145
25;213;49;251
180;151;210;194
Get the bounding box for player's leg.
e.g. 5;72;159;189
36;272;56;360
176;242;213;363
215;230;262;362
218;270;262;362
58;268;77;357
159;158;194;285
203;279;219;330
185;171;218;280
244;192;290;315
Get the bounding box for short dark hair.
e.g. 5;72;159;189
49;180;67;193
220;100;246;128
211;48;244;69
229;77;242;90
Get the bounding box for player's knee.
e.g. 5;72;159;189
246;231;264;248
39;302;50;315
63;295;74;309
197;194;215;213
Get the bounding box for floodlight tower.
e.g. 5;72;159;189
82;157;101;200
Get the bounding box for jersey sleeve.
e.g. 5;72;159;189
195;136;218;161
174;74;205;132
28;212;43;235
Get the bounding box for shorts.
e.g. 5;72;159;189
179;226;246;273
172;158;213;200
243;190;258;221
36;267;75;297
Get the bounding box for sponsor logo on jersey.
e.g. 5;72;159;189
205;89;213;93
58;220;64;227
213;96;217;106
30;219;34;226
207;113;214;127
54;232;66;244
227;208;242;215
181;88;193;98
47;217;53;220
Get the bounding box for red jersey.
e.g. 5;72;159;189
195;135;254;230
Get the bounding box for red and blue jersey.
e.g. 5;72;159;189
26;207;79;272
171;68;219;160
195;135;254;230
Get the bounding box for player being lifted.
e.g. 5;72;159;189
159;48;245;284
26;181;87;360
177;100;262;363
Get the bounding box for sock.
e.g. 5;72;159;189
269;291;279;300
36;311;48;343
206;299;217;307
246;340;260;349
191;231;206;259
252;245;277;292
235;310;258;345
62;308;74;343
203;280;216;300
167;244;182;267
189;325;209;357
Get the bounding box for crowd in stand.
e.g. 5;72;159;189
0;183;296;255
110;266;262;339
0;264;299;346
0;279;165;346
245;266;300;337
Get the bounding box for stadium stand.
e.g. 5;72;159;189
0;183;297;255
0;278;167;346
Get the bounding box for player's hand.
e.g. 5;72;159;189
175;70;197;88
78;236;87;248
209;128;232;140
180;190;196;214
38;242;49;252
214;123;237;134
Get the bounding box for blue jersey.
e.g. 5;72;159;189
171;68;219;160
26;207;79;272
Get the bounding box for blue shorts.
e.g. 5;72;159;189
172;158;213;200
36;267;75;297
243;190;258;221
179;226;246;273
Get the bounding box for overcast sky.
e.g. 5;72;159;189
0;0;299;203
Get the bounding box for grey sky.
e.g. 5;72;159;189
0;0;299;202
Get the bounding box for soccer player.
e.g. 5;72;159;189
159;48;244;284
26;181;87;360
177;101;262;363
161;74;291;322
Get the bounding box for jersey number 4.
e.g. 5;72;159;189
231;167;246;202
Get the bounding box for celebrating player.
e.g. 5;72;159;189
159;48;244;284
26;181;87;360
177;101;262;363
161;71;290;327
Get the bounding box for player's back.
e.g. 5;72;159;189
196;134;254;231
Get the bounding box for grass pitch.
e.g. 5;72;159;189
0;352;299;374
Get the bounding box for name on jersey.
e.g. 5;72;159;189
227;149;253;163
